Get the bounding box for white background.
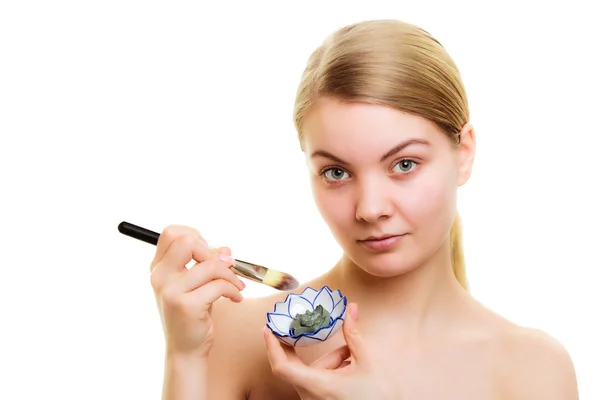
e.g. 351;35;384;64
1;1;598;398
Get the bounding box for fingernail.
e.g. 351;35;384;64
219;253;235;265
238;279;246;290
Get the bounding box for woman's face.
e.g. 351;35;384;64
302;97;475;277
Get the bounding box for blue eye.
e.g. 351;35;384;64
393;159;417;173
323;168;349;181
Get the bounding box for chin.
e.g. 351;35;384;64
346;248;421;278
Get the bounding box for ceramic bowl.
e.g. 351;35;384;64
266;286;347;347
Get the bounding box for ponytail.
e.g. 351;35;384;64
450;212;468;290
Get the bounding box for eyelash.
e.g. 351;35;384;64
319;158;420;184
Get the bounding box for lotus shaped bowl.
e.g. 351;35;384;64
266;286;347;347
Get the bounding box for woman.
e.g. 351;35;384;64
149;19;578;399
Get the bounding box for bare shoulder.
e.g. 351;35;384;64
495;324;579;399
454;299;579;399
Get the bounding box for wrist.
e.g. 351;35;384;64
163;353;208;400
166;351;209;369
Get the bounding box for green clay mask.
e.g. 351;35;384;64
290;305;331;336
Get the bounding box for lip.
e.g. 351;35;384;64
361;234;397;241
358;234;405;251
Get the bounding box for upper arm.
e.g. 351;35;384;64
205;298;257;400
502;328;579;399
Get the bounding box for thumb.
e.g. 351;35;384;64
342;302;367;365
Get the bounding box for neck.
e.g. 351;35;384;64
322;241;470;340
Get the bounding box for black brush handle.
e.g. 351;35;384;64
118;220;260;278
118;221;160;246
118;221;299;291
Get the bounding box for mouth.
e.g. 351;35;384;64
357;233;406;251
358;234;404;242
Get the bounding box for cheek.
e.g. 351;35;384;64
400;169;457;229
312;185;353;229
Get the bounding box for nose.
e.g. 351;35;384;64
354;177;394;223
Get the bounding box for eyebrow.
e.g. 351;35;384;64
310;138;430;165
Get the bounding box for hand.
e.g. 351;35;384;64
264;302;401;400
149;225;245;359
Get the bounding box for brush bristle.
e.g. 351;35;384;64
263;269;300;291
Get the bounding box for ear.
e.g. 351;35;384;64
456;122;476;186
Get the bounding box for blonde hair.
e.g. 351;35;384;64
293;19;469;290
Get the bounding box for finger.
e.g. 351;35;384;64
186;278;244;306
342;302;368;365
263;327;328;390
311;345;351;370
161;234;213;270
215;246;232;256
151;225;206;268
151;235;213;291
172;251;245;293
213;246;248;287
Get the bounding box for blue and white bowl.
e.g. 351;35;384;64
266;286;347;347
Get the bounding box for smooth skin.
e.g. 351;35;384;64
152;98;579;399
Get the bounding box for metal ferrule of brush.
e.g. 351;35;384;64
231;259;267;284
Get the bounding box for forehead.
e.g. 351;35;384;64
302;97;446;155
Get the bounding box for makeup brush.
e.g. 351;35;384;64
117;221;299;291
